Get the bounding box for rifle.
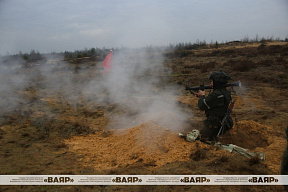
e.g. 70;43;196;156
185;81;241;94
217;98;237;137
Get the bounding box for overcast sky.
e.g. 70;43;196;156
0;0;287;55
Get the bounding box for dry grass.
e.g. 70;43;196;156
1;41;288;192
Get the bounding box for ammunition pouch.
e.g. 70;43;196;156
206;115;233;131
225;116;234;131
205;116;221;129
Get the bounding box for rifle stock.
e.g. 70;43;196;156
217;98;237;137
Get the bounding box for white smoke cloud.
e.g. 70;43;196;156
84;48;191;132
0;56;27;115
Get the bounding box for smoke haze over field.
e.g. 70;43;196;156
0;57;28;115
0;0;287;55
0;48;191;132
1;0;287;132
84;48;190;131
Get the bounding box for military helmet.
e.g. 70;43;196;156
209;71;230;83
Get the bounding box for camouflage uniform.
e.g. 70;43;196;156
198;71;233;141
281;127;288;191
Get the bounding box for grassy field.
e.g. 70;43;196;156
0;41;287;191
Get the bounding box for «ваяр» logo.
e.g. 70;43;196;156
249;177;278;183
44;177;74;183
180;177;210;183
112;177;142;183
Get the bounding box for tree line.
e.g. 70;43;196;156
1;35;287;63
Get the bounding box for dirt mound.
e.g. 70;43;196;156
220;120;286;173
220;120;272;149
65;120;284;172
65;121;213;170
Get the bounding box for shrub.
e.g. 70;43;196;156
224;59;256;72
193;61;217;73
